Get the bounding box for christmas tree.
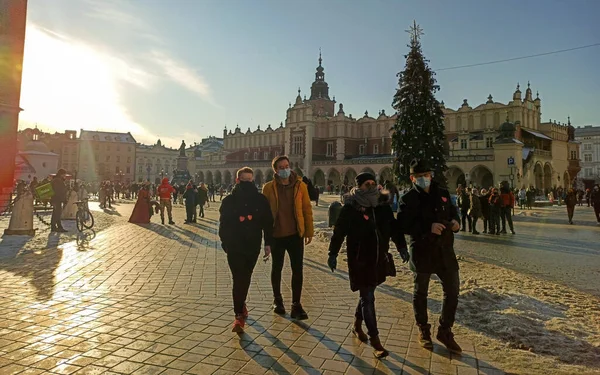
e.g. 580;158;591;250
391;21;447;186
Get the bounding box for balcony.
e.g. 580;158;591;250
533;149;552;158
447;149;494;162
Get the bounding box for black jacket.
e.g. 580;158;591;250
328;194;401;292
50;177;67;204
183;188;196;206
479;194;491;219
219;183;273;252
396;182;460;273
457;191;470;211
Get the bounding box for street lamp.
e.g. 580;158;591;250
146;164;151;182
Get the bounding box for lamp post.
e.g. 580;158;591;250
146;165;151;182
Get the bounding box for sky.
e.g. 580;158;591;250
18;0;600;148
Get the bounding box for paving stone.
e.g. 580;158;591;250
0;203;500;375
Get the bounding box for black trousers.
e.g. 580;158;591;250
199;204;205;218
227;249;260;315
489;209;501;233
594;204;600;222
567;205;575;222
460;210;471;231
185;203;195;222
413;269;460;329
271;235;304;303
50;203;63;230
501;207;514;232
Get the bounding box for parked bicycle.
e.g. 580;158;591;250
75;199;94;232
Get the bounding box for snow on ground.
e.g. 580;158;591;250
312;196;600;375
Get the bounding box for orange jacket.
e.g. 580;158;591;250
157;178;175;199
262;175;314;238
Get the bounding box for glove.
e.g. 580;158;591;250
399;248;409;263
327;255;337;272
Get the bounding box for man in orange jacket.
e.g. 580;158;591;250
262;155;313;320
157;177;175;225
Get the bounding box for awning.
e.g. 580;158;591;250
522;129;552;141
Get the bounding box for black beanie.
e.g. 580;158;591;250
409;159;432;174
355;172;376;187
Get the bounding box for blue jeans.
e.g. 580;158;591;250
355;286;378;338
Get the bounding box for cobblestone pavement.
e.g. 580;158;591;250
0;200;505;374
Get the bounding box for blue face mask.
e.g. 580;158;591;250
277;168;291;179
415;176;431;189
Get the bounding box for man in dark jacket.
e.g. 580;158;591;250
50;169;68;232
219;167;273;333
183;181;196;224
396;160;462;354
592;185;600;224
456;187;471;232
499;182;515;234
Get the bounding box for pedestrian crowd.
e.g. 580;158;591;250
216;156;462;359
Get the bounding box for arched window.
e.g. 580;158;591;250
253;152;258;160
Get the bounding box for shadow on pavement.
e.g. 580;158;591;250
242;319;320;374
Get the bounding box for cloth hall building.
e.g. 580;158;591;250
193;56;580;192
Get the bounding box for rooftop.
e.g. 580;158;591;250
80;130;137;143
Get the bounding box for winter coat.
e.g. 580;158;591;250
479;194;491;219
183;188;196;206
157;178;175;199
50;177;67;204
565;191;578;207
328;194;401;291
196;187;208;206
500;190;515;208
489;194;502;211
591;190;600;206
457;192;470;211
219;183;274;252
396;182;460;273
468;195;482;219
262;172;314;238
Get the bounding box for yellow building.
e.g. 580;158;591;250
443;83;580;192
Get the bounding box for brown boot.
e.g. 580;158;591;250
436;327;462;354
369;336;389;359
351;318;368;342
418;324;433;349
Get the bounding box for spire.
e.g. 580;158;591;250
318;47;322;67
309;49;330;100
487;94;493;104
295;87;302;105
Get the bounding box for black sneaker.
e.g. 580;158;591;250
290;303;308;320
436;327;462;354
418;324;433;349
273;298;286;315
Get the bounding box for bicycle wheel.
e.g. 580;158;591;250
76;211;84;232
82;209;94;229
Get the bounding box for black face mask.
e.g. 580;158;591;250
238;181;255;191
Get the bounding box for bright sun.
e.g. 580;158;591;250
19;24;145;135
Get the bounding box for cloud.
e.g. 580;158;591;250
150;50;220;107
83;0;219;106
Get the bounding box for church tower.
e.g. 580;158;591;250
306;50;335;117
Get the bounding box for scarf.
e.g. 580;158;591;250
347;187;379;209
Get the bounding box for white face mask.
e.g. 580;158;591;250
277;168;291;179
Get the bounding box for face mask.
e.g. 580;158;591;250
277;168;291;179
238;181;255;190
414;176;431;189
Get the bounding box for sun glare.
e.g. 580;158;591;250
19;24;145;135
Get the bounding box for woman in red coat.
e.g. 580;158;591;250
129;183;151;224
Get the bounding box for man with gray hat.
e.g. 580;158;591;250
396;159;462;354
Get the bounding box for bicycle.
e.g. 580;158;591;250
75;199;94;232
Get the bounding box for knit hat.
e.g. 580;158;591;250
355;172;376;187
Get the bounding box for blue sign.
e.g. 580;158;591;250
507;157;515;166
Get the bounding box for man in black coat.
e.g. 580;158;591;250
219;167;273;333
396;160;462;354
50;169;68;232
